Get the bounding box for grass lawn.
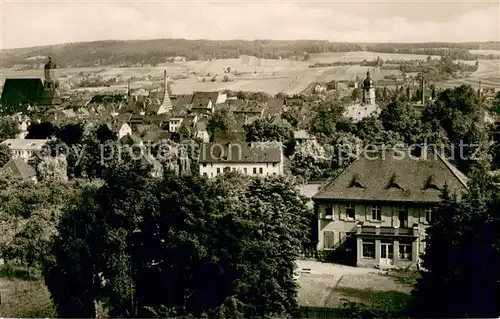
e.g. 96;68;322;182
0;264;55;317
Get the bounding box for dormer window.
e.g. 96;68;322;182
349;174;365;188
424;174;440;190
387;173;404;190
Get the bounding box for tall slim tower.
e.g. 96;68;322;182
362;70;375;105
160;70;173;113
44;56;57;89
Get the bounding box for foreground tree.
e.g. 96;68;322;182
0;144;11;167
44;167;311;318
0;117;20;141
412;163;500;317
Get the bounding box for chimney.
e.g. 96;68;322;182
421;77;425;105
164;70;167;91
478;80;482;98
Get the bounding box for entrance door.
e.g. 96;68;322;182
380;242;394;265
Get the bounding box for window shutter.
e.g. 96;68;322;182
419;207;425;223
339;204;344;220
365;205;370;221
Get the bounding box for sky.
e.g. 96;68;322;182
1;0;499;49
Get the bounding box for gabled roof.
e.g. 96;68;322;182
199;142;282;163
313;148;468;203
191;91;219;108
0;159;36;180
112;121;129;133
171;94;194;111
0;78;45;109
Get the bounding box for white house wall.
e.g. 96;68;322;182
199;162;283;178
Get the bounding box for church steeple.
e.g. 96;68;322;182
362;69;375;105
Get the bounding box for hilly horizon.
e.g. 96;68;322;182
1;38;500;70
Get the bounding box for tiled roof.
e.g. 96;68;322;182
0;159;36;180
313;148;468;203
192;91;219;108
199;142;282;163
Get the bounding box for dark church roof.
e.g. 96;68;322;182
0;78;45;109
363;71;374;87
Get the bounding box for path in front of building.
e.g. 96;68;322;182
296;260;412;308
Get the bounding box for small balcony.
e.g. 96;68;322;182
354;223;419;238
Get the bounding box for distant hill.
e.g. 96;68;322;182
1;39;499;69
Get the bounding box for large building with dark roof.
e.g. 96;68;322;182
0;56;61;113
312;147;468;269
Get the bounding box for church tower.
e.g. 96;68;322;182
362;70;375;105
43;56;57;90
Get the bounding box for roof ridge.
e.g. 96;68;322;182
435;151;469;189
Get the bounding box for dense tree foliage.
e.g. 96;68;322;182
380;101;423;145
0;143;11;167
0;117;21;141
290;139;333;181
422;85;491;172
44;167;311;318
412;163;500;318
0;174;96;275
244;116;296;156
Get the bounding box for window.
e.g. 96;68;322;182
323;231;334;249
216;168;220;174
223;167;230;172
425;235;431;250
202;163;207;167
253;168;257;174
244;167;248;174
371;205;381;221
259;167;263;174
273;172;276;175
346;204;355;220
362;240;375;258
425;207;432;223
399;243;412;260
325;204;333;219
398;206;408;227
203;173;207;177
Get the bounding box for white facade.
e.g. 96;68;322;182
116;123;132;139
169;118;184;133
199;161;284;178
1;139;49;162
195;130;210;143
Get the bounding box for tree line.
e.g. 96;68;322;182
1;39;499;68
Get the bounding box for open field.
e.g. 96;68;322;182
2;52;494;95
470;50;500;56
441;60;500;88
309;51;439;64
